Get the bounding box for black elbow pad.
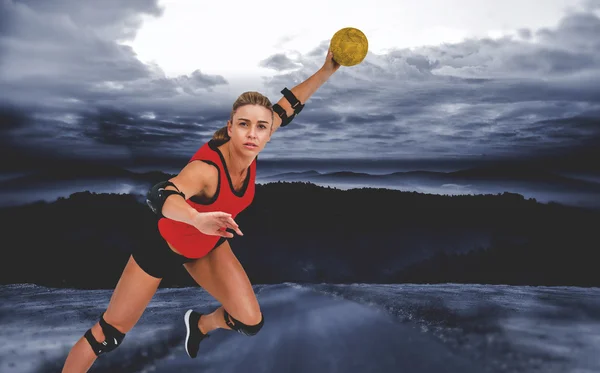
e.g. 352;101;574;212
146;181;185;218
273;87;304;127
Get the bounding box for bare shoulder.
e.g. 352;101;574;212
168;160;219;199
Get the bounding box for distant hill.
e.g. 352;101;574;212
2;161;600;210
272;170;322;178
0;164;174;188
447;163;587;184
260;164;600;193
0;182;598;289
3;162;599;195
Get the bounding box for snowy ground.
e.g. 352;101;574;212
1;283;599;373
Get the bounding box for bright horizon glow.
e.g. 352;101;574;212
125;0;582;82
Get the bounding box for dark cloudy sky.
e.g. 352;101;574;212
1;0;599;172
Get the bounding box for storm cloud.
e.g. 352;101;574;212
0;0;233;169
261;10;600;160
260;54;302;71
1;0;599;171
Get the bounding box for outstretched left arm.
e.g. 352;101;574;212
271;49;340;133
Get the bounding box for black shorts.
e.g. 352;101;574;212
131;224;227;279
131;224;195;279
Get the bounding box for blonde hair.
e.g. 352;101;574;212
212;91;274;143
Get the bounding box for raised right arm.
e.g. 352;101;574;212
146;160;218;225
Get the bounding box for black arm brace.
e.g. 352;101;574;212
272;87;305;127
146;180;185;218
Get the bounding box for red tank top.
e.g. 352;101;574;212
157;140;256;258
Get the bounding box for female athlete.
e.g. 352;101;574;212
61;49;340;372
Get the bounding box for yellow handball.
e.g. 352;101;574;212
329;27;369;66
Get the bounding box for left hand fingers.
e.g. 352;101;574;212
327;49;341;70
220;217;244;236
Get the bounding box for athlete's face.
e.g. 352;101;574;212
227;104;273;155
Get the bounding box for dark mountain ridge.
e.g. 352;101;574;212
1;182;598;289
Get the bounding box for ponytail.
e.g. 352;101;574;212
211;126;230;145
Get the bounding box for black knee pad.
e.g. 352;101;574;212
84;313;126;356
223;310;264;336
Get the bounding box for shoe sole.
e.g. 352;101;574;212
184;309;193;358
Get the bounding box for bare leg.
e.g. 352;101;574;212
197;306;229;334
61;256;162;373
183;240;262;334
